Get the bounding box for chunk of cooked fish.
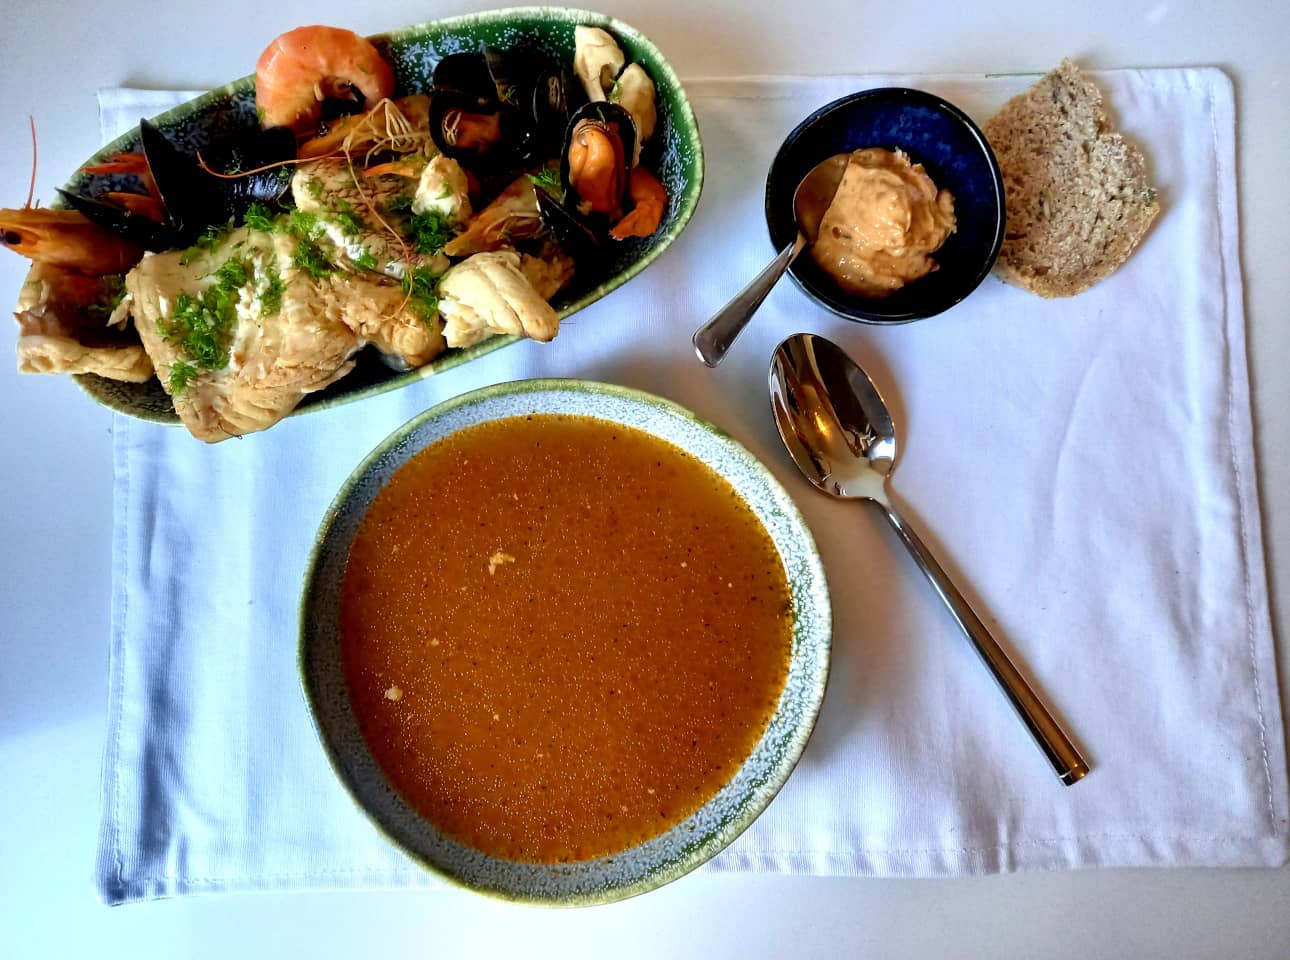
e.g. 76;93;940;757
292;160;451;278
413;155;472;226
128;227;362;442
573;26;625;102
519;244;576;301
14;262;153;381
441;175;543;259
329;271;445;368
437;250;559;349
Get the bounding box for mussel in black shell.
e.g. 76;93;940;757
559;101;637;223
141;120;295;240
428;46;584;171
484;45;585;161
428;90;513;168
62;121;295;250
534;187;602;265
56;188;179;252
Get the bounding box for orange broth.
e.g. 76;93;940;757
340;413;793;863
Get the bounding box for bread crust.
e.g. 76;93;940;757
983;59;1160;298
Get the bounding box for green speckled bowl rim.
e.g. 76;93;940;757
299;379;831;906
70;7;704;424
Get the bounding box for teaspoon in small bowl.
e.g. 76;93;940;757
769;332;1089;785
692;154;848;367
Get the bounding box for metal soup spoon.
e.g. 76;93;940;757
769;332;1089;785
692;154;849;367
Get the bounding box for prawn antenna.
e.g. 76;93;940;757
26;115;38;210
195;152;310;179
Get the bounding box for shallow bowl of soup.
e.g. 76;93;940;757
766;87;1005;323
300;379;831;904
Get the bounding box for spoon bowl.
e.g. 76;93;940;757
692;155;847;367
769;332;1089;785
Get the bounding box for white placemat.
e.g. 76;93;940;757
95;70;1288;904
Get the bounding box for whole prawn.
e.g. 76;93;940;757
0;208;145;276
1;119;145;276
256;25;396;135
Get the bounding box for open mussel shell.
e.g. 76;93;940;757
56;188;181;252
534;187;602;265
559;101;638;223
140;119;294;243
524;66;584;161
428;90;518;171
431;51;497;105
485;45;585;163
198;125;296;210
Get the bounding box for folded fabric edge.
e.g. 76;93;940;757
94;416;132;905
1209;65;1290;836
99;869;441;907
704;834;1290;877
97;832;1290;903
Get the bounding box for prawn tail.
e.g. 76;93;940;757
609;167;667;240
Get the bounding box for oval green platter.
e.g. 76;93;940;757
67;8;704;423
299;380;831;905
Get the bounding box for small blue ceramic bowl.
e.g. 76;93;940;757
766;88;1005;324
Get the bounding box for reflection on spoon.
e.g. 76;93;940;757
769;332;1090;785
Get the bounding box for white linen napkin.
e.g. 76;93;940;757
95;70;1288;904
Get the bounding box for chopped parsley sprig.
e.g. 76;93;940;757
409;209;455;255
401;267;441;324
285;209;335;278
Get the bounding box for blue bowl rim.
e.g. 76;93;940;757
764;86;1006;325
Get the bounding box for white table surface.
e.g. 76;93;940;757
2;0;1288;955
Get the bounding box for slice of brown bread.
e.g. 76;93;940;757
983;59;1160;298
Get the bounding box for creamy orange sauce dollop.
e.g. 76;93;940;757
811;148;956;296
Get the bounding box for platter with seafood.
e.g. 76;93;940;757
1;8;703;441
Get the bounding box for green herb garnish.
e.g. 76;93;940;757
331;198;364;240
260;269;285;317
179;224;229;265
527;167;561;193
86;276;126;323
159;246;255;384
282;209;335;278
354;248;377;271
162;288;233;371
400;266;441;324
287;208;321;237
243;202;275;232
384;193;414;216
292;238;332;277
168;359;198;393
214;256;250;289
409;209;455;255
293;237;334;277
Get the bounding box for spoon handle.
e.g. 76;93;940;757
693;233;806;367
878;503;1090;785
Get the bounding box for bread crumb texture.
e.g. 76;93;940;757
984;59;1160;298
